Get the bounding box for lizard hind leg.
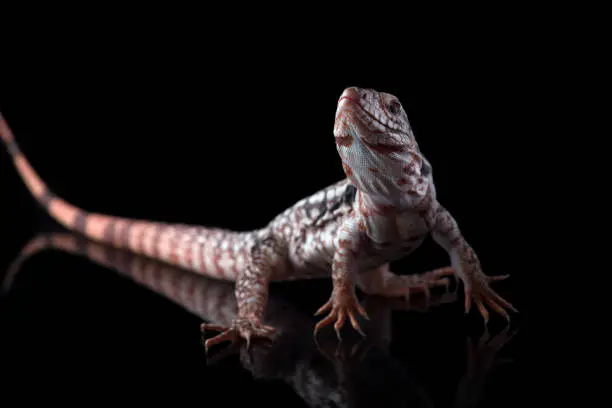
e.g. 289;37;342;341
201;235;283;352
357;264;455;301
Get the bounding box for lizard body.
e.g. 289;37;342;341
0;87;515;349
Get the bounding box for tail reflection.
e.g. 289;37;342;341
3;232;516;408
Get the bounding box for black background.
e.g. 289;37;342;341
0;37;539;406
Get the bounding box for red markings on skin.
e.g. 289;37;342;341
335;135;353;147
150;226;160;258
397;178;408;185
338;95;359;105
362;138;407;154
403;162;417;173
338;239;352;249
372;204;396;215
342;162;353;177
183;244;193;267
232;256;239;275
332;259;346;269
368;167;379;173
137;227;147;254
169;238;180;263
357;191;372;217
407;178;428;197
339;93;394;132
211;247;222;277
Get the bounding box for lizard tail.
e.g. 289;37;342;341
0;112;253;281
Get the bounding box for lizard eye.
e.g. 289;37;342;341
387;100;401;115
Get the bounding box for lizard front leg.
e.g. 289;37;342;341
314;216;369;339
201;235;281;351
427;203;517;322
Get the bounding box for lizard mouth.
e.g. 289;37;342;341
338;95;358;105
361;137;406;154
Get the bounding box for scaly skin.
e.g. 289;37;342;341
0;87;515;348
3;233;515;408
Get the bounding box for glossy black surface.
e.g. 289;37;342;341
0;231;522;407
1;58;531;406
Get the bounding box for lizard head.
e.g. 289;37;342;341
333;87;426;205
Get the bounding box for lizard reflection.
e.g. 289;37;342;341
3;233;516;408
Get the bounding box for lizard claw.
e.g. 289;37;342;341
392;267;454;307
314;290;369;340
398;266;455;301
462;272;517;323
419;266;456;295
201;317;276;353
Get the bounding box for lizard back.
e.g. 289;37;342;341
264;179;358;279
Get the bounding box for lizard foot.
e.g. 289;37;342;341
360;266;455;302
377;281;459;313
420;266;456;286
402;266;455;301
201;317;276;353
314;289;369;340
461;271;517;323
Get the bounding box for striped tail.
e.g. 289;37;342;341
0;112;253;281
